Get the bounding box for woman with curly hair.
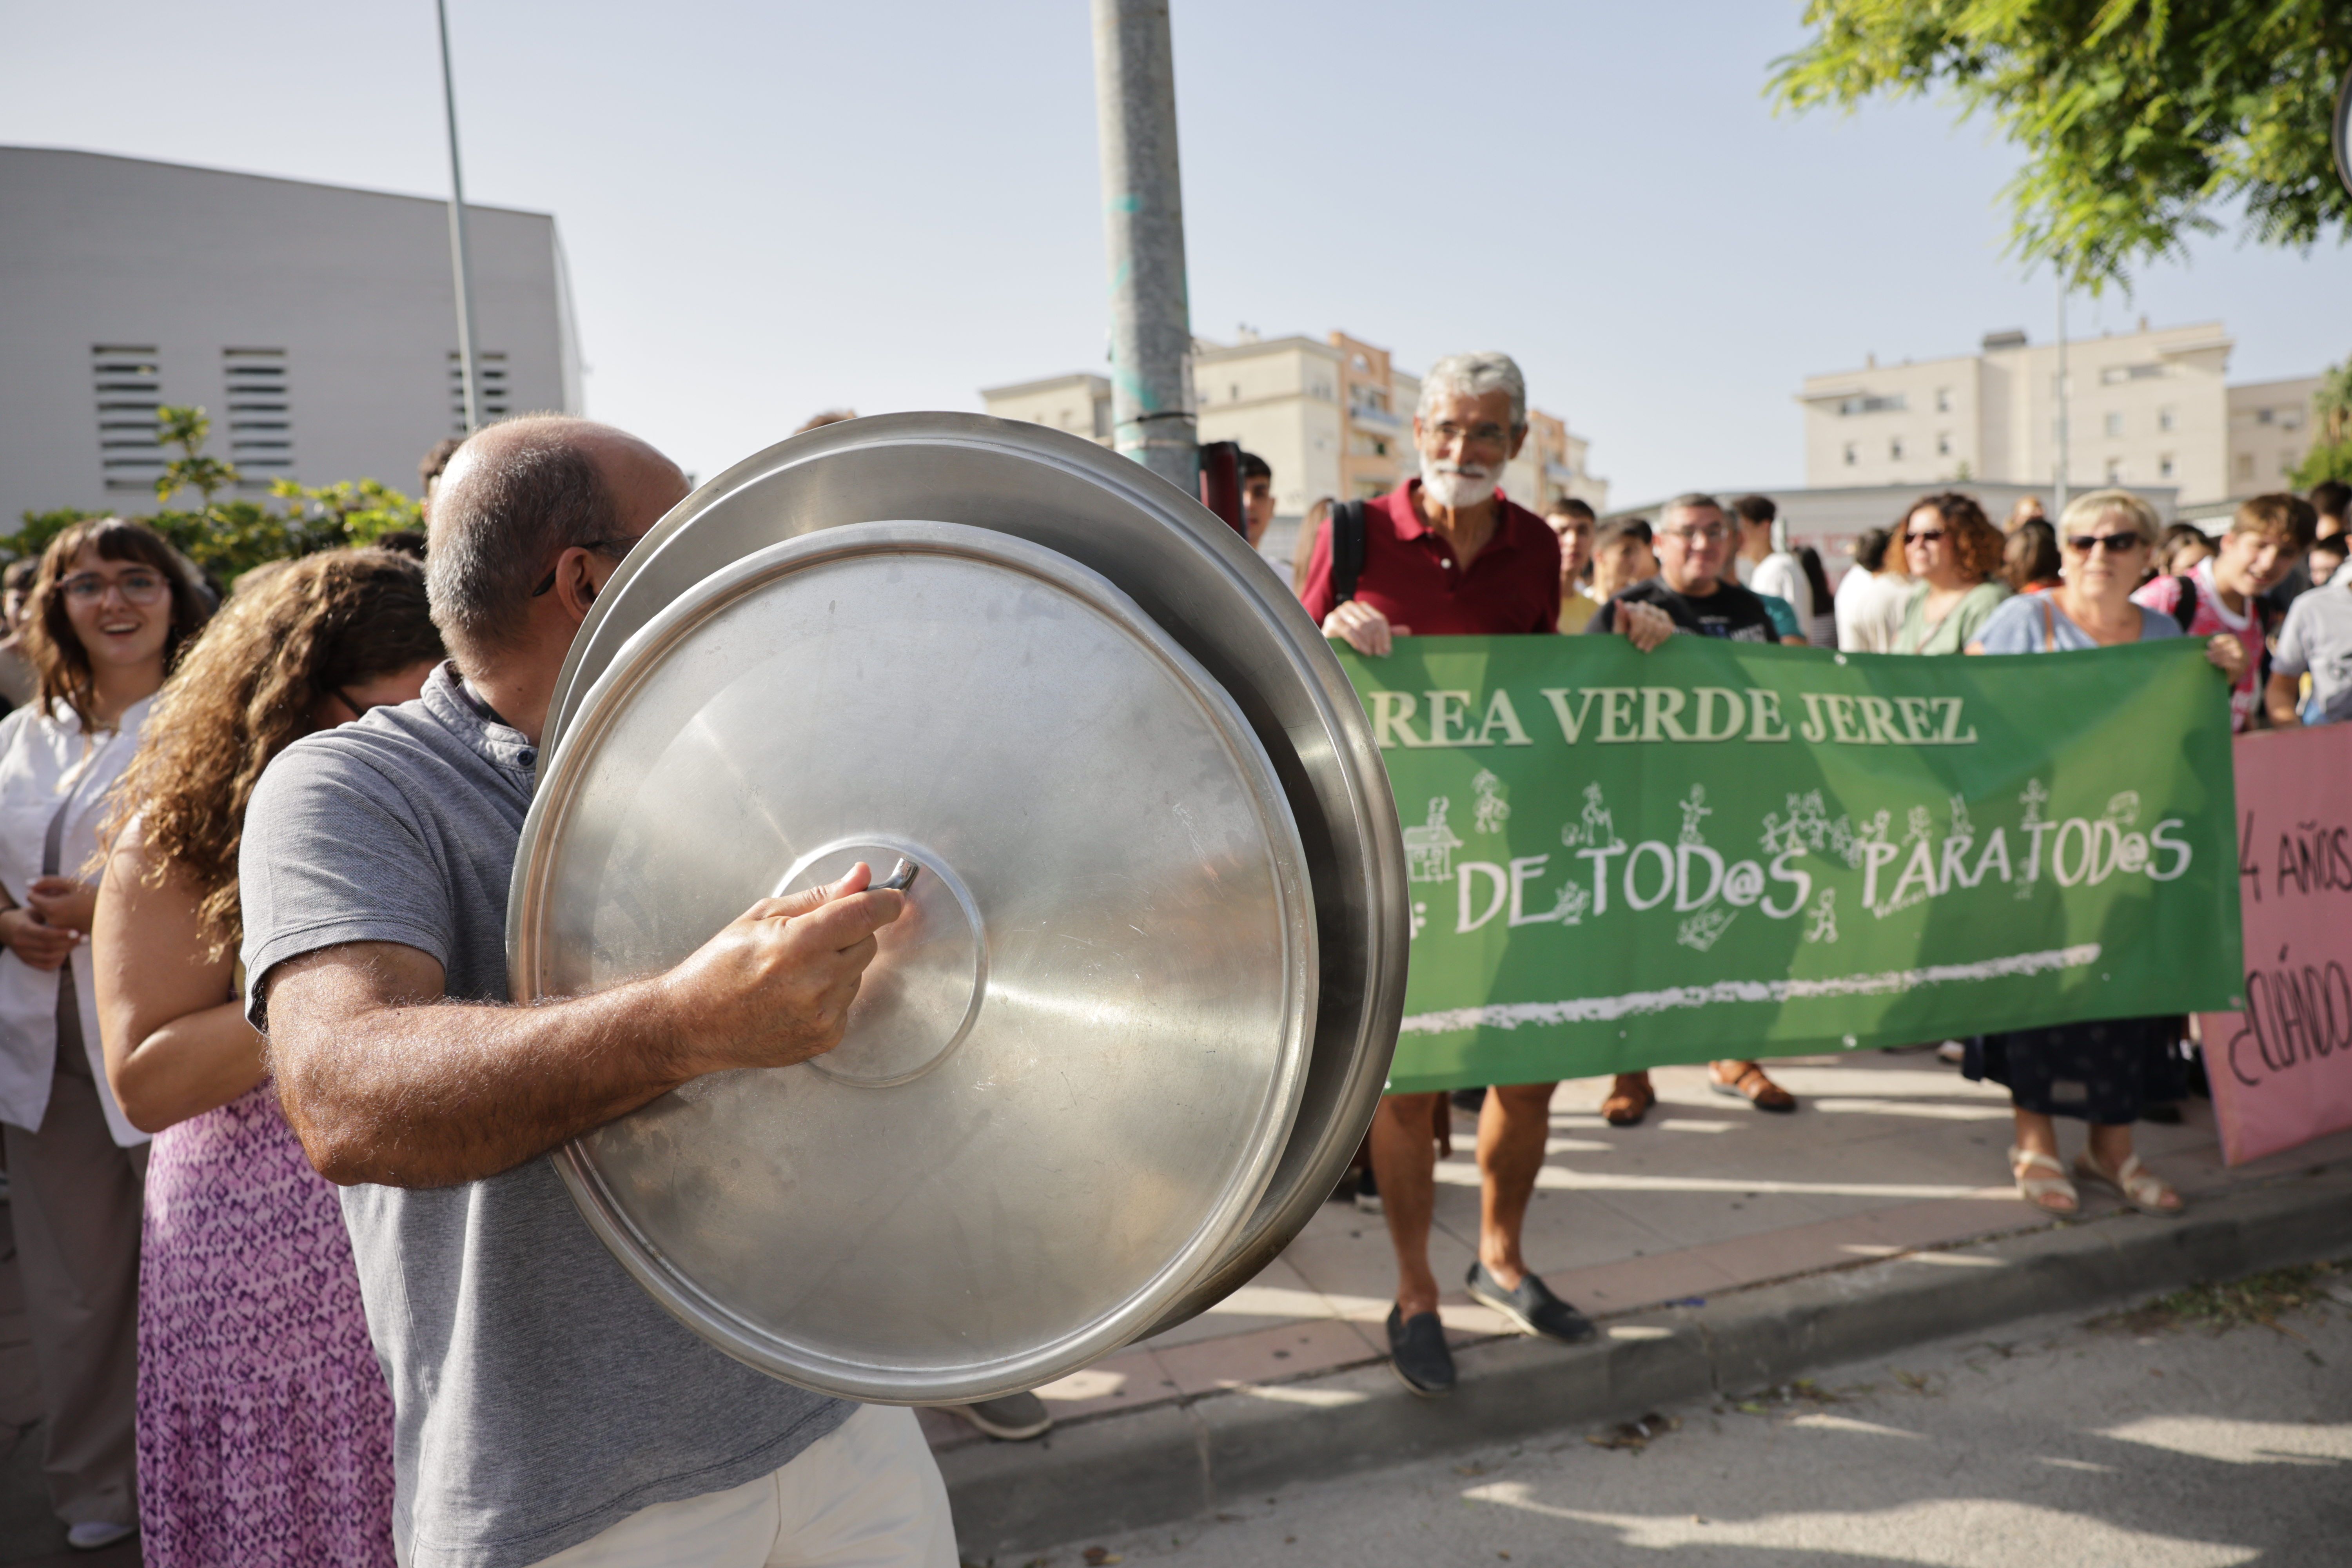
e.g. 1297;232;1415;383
1892;492;2010;654
0;517;211;1550
93;548;442;1566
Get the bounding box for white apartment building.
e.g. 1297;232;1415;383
0;146;580;524
1799;319;2321;508
982;329;1608;522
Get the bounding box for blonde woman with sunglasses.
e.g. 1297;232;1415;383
1960;490;2243;1222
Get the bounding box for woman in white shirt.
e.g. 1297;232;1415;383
0;517;210;1550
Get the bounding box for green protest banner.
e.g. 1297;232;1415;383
1338;634;2244;1094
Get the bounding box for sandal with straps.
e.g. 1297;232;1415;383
2073;1150;2184;1217
2009;1147;2078;1215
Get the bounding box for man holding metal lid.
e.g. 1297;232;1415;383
239;416;956;1567
1301;352;1660;1397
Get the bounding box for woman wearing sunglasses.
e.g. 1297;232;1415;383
1892;492;2009;655
1961;489;2245;1221
94;549;442;1566
0;517;212;1550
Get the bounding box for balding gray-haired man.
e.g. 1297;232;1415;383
241;417;955;1567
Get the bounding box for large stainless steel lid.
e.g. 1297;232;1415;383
512;522;1314;1402
529;414;1408;1342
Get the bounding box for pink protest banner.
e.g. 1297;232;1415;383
2201;722;2352;1165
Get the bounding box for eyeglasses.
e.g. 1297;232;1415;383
60;569;167;605
2064;532;2148;555
531;536;641;598
1426;421;1512;448
1904;528;1946;546
1660;525;1728;545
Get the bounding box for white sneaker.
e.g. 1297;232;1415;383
1936;1040;1966;1065
67;1521;136;1551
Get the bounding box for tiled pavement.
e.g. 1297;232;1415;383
918;1048;2352;1449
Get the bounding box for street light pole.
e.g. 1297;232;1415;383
437;0;483;435
2053;271;2070;518
1089;0;1197;493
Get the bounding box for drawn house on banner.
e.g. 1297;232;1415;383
1403;797;1463;883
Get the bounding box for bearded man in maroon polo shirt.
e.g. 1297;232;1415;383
1301;352;1670;1397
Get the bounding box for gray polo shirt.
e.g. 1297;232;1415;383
241;663;850;1568
2273;575;2352;724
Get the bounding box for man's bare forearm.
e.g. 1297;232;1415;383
269;960;695;1189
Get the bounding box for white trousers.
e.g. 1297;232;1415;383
529;1406;956;1568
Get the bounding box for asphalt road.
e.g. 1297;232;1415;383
1022;1271;2352;1568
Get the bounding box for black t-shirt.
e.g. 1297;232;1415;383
1588;577;1777;642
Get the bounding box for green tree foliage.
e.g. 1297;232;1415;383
1770;1;2352;290
2293;355;2352;487
9;405;421;583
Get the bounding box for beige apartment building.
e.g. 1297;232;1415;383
1799;319;2321;508
982;329;1606;521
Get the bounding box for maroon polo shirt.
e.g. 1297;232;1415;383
1299;480;1561;635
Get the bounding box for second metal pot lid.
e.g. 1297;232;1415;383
510;521;1316;1403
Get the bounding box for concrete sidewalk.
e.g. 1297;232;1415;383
926;1050;2352;1556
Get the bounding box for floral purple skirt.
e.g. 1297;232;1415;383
137;1082;395;1567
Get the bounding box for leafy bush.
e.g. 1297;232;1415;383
7;405;422;583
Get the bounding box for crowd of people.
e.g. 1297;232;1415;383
0;374;2341;1563
1291;348;2343;1397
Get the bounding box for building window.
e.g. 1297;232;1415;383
1889;437;1904;461
2105;458;2123;483
2282;408;2304;431
448;351;510;434
1842;442;1857;467
2237;452;2256;482
2158;453;2175;479
2103;411;2124;438
221;348;292;486
1836;394;1907;416
1936;432;1952;457
1229;383;1240;403
2284;453;2301;476
1935;387;1952;413
2256;407;2276;425
92;344;167;494
2158;406;2175;432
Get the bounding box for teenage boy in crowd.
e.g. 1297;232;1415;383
1835;525;1908;652
1587;515;1656;608
1303;351;1599;1396
1731;494;1812;632
2132;493;2315;732
1587;494;1802;1122
2262;480;2347;615
2269;486;2352;725
1546;497;1599;632
1240;450;1277;548
242;416;956;1567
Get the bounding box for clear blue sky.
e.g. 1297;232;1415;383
5;1;2344;505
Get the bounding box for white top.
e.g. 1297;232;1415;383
1835;568;1911;653
1747;551;1813;626
0;695;153;1147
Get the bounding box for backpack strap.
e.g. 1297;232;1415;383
2171;573;2199;635
1330;499;1369;606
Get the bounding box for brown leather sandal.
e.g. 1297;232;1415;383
1601;1072;1655;1126
1709;1061;1797;1113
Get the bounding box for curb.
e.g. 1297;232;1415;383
943;1161;2352;1558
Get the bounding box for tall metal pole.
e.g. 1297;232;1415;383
437;0;483;434
1089;0;1196;493
2053;271;2070;517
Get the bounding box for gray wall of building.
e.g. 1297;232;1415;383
0;146;578;528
